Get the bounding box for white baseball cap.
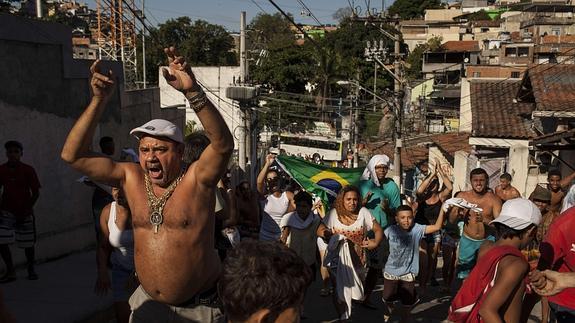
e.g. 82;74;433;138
130;119;183;144
490;198;542;230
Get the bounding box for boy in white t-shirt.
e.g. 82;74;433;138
280;191;321;272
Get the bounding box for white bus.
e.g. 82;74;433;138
274;133;349;161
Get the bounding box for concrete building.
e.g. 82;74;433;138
400;8;465;51
0;13;184;267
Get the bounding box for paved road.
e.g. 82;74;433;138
1;250;544;323
301;261;543;323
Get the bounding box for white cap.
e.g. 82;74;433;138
490;198;542;230
130;119;183;144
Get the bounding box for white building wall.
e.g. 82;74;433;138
159;66;242;156
459;78;472;132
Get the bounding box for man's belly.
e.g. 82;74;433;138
134;238;221;305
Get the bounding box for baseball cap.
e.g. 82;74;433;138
490;198;542;230
530;185;551;202
130;119;183;144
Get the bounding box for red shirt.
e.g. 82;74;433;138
0;161;41;217
539;206;575;310
449;245;524;322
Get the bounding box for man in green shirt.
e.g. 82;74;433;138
359;154;401;308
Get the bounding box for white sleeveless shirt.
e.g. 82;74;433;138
108;202;135;271
259;192;292;241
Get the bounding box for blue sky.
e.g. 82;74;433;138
84;0;393;32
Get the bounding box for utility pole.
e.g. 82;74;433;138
353;72;360;168
237;11;248;175
36;0;42;18
393;20;403;190
365;40;386;111
240;11;248;83
353;14;404;188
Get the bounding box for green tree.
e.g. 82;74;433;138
467;10;497;21
248;13;295;51
387;0;443;19
332;7;353;24
143;17;237;85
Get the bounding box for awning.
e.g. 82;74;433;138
530;128;575;150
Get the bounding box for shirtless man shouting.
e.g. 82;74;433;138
61;47;233;322
457;168;502;227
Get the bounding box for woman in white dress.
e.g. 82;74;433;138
317;185;383;322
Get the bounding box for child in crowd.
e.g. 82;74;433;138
449;198;541;322
280;191;321;279
382;199;453;322
218;240;312;323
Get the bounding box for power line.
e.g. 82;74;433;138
296;0;323;26
265;0;323;52
249;0;269;14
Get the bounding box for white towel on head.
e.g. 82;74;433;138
361;154;392;187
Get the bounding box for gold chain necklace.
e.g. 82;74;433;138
144;170;184;233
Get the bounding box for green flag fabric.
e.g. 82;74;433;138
275;155;364;206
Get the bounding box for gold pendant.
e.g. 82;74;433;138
150;209;163;234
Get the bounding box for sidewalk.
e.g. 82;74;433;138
2;250;114;323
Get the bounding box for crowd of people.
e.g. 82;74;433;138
0;48;575;323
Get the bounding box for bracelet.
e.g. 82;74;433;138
186;90;208;113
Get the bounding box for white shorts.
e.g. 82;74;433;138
317;237;328;252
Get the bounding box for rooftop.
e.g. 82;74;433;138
519;64;575;112
470;79;536;139
442;40;481;52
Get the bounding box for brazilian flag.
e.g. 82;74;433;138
276;155;364;207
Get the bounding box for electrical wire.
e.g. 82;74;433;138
249;0;269;14
296;0;324;26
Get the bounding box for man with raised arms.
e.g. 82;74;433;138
61;47;233;322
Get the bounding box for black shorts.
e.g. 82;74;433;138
382;278;417;306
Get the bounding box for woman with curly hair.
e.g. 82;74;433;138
317;185;383;322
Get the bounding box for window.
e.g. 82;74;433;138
511;71;521;78
505;47;517;57
518;47;530;57
552;28;561;36
481;28;489;33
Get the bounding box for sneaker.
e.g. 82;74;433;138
0;272;16;283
